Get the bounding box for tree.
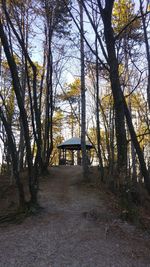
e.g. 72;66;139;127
0;107;25;208
113;0;142;183
79;0;88;177
0;0;72;209
41;0;71;170
139;0;150;110
94;6;104;179
81;0;150;192
97;0;127;180
0;18;38;205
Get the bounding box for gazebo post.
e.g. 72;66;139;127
72;150;74;165
59;149;61;164
65;149;67;164
89;149;91;159
88;149;91;165
77;150;81;165
63;149;64;160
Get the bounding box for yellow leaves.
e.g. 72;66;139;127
54;110;64;122
61;78;81;102
2;60;9;71
6;88;15;123
112;0;136;35
0;0;24;8
101;94;114;110
118;63;124;76
53;110;64;133
67;78;81;97
128;92;144;110
147;3;150;12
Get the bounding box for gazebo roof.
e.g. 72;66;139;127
57;137;93;150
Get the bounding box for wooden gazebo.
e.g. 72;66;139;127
57;137;93;165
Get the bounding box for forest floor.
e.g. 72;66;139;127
0;166;150;267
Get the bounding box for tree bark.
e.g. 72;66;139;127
123;98;150;193
101;5;127;174
79;0;88;177
0;19;38;205
139;0;150;110
0;107;25;208
95;35;104;180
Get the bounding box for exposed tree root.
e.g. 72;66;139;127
0;202;43;225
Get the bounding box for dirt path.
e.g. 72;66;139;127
0;166;150;267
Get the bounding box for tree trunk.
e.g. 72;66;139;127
95;35;104;180
140;0;150;110
99;2;150;192
0;108;26;208
110;106;115;175
79;0;88;177
101;8;127;176
123;98;150;194
43;22;53;171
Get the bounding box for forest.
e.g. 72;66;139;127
0;0;150;217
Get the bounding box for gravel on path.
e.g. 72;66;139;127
0;166;150;267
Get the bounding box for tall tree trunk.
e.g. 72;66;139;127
110;106;115;175
124;35;137;183
101;7;127;178
95;35;104;180
18;2;26;172
128;90;137;183
140;0;150;110
79;0;88;176
43;16;53;171
42;1;52;170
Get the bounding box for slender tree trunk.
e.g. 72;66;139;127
46;39;53;166
102;10;127;177
128;90;137;183
124;35;137;183
43;19;53;170
110;106;115;175
18;58;26;172
18;4;26;172
95;35;104;180
140;0;150;110
79;0;88;177
98;99;110;166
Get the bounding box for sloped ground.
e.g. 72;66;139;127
0;166;150;267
